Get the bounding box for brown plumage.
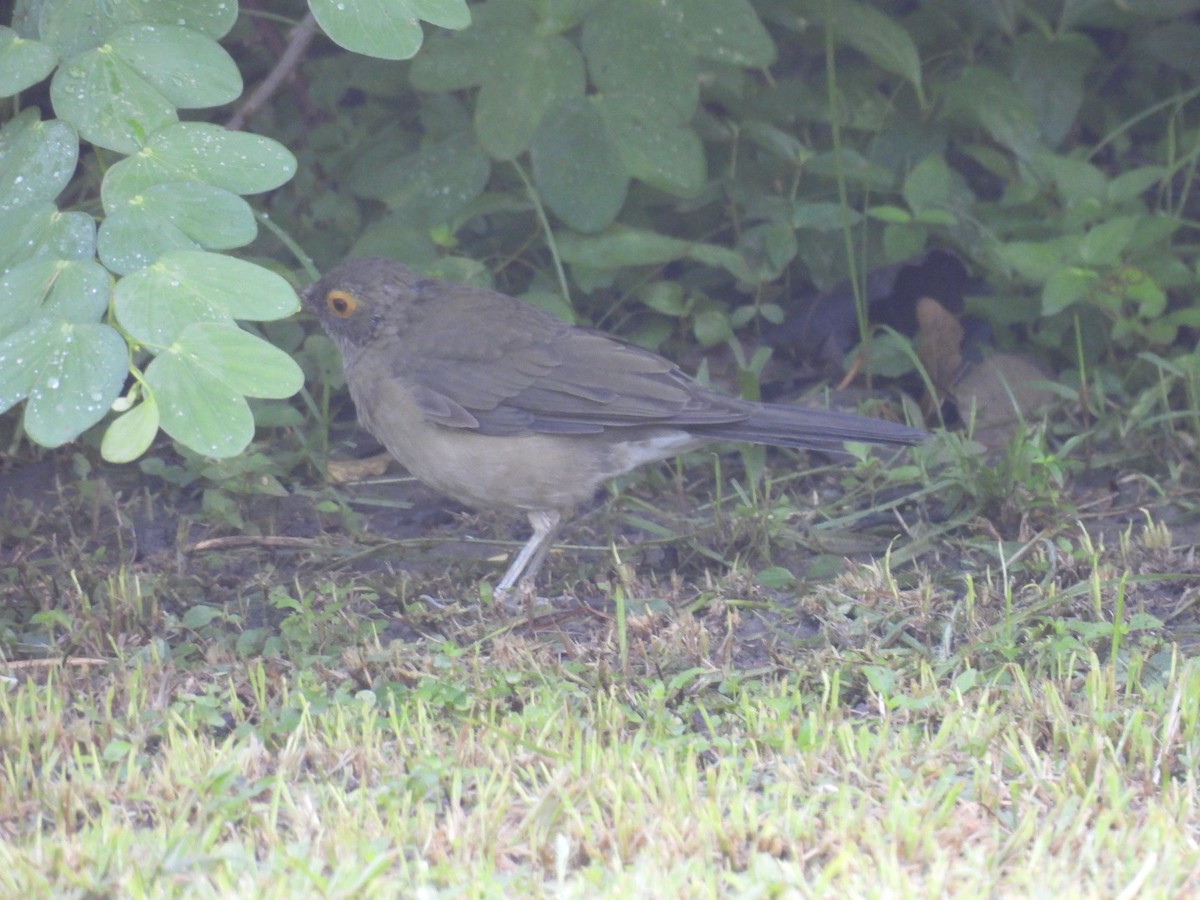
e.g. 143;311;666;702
304;257;926;590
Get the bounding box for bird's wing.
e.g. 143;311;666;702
393;288;749;436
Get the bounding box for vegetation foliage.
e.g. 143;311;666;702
1;0;1197;464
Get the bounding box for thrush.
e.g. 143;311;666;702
303;258;926;591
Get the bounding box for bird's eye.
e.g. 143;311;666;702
327;290;357;317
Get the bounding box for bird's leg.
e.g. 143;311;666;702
496;509;562;592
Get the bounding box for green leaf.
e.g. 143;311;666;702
101;397;161;464
108;24;242;108
311;0;471;61
995;237;1076;282
1079;216;1139;266
349;131;490;226
1042;267;1097;316
145;323;304;458
410;0;532;91
867;205;912;224
101;123;297;203
531;97;627;233
0;319;127;447
0;257;110;338
0;27;57;96
943;66;1040;160
640;282;688;316
792;202;862;230
1107;167;1167;204
674;0;775;67
0;110;79;210
145;340;254;458
519;289;576;323
902;154;966;216
594;95;706;196
114;251;300;347
828;0;922;96
475;34;585;159
50;45;178;154
558;227;693;268
166;323;304;399
38;0;238;58
583;1;697;121
1029;152;1107;208
0;202;97;270
1121;267;1166;319
693;309;733;347
741;120;811;164
1012;31;1097;148
98;183;257;275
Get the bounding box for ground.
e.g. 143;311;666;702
2;423;1200;894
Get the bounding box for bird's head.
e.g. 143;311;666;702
300;257;421;352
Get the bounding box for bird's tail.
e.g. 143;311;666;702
697;402;927;452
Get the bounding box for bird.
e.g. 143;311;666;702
302;257;927;592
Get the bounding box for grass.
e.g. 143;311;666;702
3;418;1200;894
2;634;1198;895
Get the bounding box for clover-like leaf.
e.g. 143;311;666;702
475;33;585;160
101;123;297;203
145;340;254;458
109;24;242;109
144;323;305;458
99;183;257;275
594;94;706;196
101;395;161;464
114;250;300;347
583;1;696;121
531;97;627;233
0;256;110;338
0;318;127;447
0;110;79;211
50;45;178;154
0;27;57;96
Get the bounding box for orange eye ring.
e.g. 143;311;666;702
327;290;357;317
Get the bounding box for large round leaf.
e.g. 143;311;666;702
0;110;79;211
114;251;300;347
99;183;257;275
531;97;627;233
101;123;297;203
0;318;127;447
311;0;471;61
